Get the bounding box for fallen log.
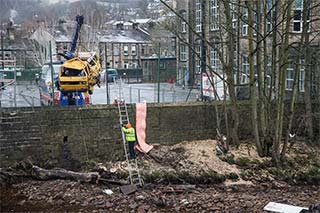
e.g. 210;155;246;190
31;166;100;183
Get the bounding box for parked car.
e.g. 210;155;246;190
100;69;118;83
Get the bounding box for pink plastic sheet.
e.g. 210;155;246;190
135;103;153;153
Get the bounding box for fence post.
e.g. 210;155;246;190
129;86;132;103
172;90;176;103
162;88;165;102
138;89;141;103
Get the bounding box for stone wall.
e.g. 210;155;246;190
0;103;318;169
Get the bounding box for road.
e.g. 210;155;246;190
0;83;41;108
0;81;199;107
92;81;199;104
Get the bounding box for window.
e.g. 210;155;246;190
123;45;128;56
114;44;120;56
171;38;176;53
266;0;273;32
141;46;145;55
180;44;187;61
131;45;136;56
242;7;248;36
242;55;249;83
196;0;202;32
160;62;166;69
230;1;237;29
132;61;138;69
196;44;201;73
299;60;305;92
285;61;306;91
293;9;303;32
210;0;219;31
286;65;294;90
124;61;129;69
266;56;272;86
180;11;187;33
293;0;311;33
210;47;220;72
253;4;258;36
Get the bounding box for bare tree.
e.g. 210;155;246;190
160;0;320;160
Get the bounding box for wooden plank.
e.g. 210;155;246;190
263;202;308;213
120;184;137;195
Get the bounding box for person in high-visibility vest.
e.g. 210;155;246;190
122;123;136;159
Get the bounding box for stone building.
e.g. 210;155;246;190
176;0;320;98
98;25;153;71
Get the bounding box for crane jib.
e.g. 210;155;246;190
70;15;84;53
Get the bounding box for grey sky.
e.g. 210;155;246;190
47;0;80;3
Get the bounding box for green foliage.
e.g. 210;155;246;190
227;172;239;180
142;170;226;184
234;157;251;168
219;154;235;164
197;170;226;184
267;167;293;182
295;164;320;184
240;170;255;181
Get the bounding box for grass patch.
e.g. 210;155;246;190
143;170;226;184
295;164;320;184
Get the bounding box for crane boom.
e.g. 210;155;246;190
56;15;101;105
70;15;84;53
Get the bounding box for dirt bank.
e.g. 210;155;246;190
1;139;319;212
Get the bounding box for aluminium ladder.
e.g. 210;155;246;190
117;99;143;186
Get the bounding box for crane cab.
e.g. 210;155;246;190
58;52;101;95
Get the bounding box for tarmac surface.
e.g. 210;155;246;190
0;81;199;107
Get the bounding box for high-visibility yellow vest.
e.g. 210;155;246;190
122;127;136;142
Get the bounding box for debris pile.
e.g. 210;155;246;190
2;180;319;212
1;139;319;212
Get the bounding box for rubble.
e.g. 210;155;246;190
1;139;319;211
1;180;319;212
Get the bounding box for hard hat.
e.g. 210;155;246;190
126;123;132;128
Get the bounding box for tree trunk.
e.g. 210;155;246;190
281;0;310;160
247;1;263;156
280;60;300;160
262;0;272;156
31;166;100;183
273;1;293;164
222;0;239;146
257;0;267;141
303;0;314;142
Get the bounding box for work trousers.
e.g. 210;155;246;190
128;142;136;159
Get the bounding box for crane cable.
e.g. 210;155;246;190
78;104;89;162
